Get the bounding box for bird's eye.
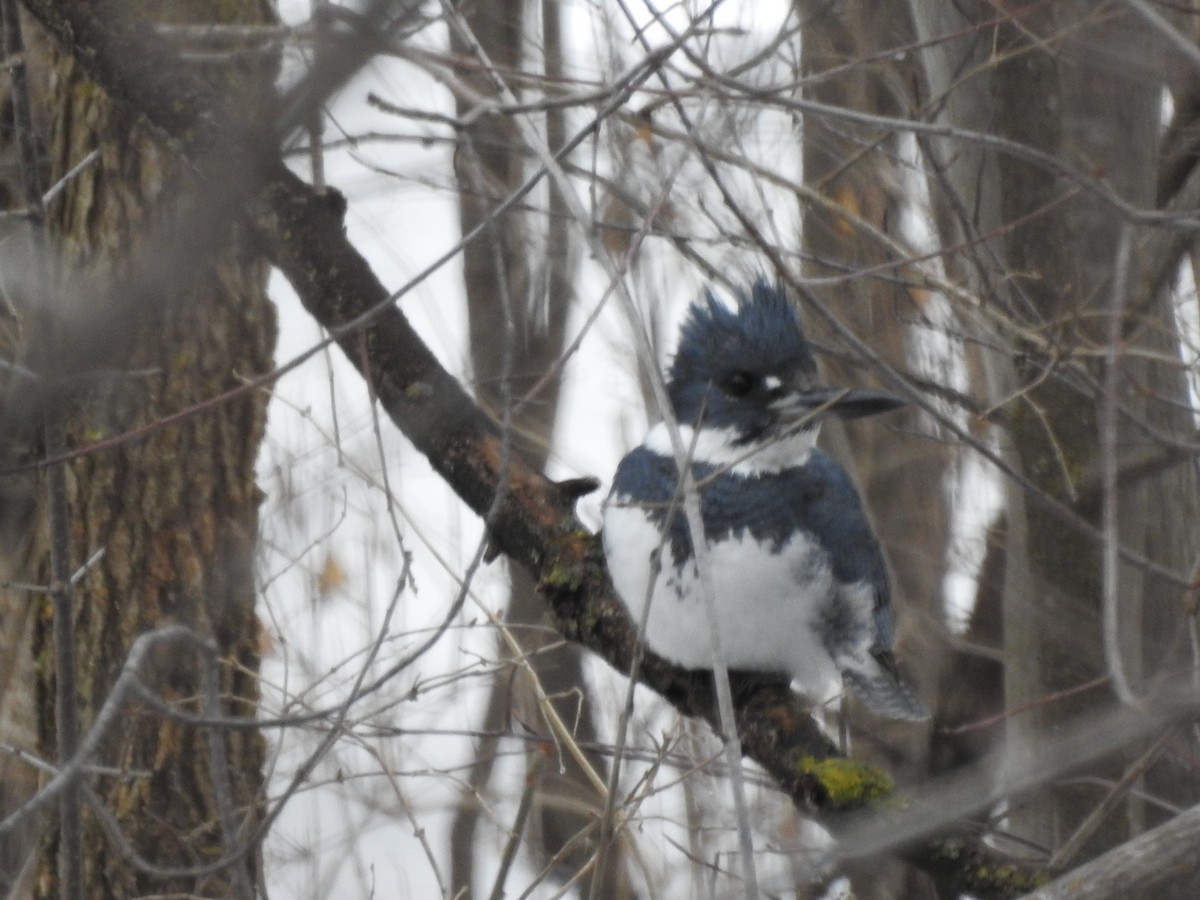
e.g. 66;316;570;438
723;371;756;397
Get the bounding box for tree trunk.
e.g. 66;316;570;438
0;3;276;897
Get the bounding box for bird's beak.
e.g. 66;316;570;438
772;387;906;423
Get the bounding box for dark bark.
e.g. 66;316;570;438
1;2;276;896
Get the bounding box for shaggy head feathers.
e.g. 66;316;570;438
666;280;816;429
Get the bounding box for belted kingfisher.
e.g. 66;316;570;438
602;280;928;721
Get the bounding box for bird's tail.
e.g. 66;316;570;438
841;651;929;721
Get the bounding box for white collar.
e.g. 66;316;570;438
643;421;816;476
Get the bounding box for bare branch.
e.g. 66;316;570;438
1020;800;1200;900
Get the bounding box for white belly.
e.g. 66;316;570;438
602;502;842;704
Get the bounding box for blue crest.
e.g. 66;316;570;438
666;279;817;431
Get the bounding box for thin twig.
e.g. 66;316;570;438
0;625;199;840
200;649;254;900
68;546;105;584
1047;727;1174;871
41;148;100;207
488;747;548;900
306;0;328;192
1120;0;1200;73
1102;223;1138;707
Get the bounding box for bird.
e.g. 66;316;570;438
602;279;928;721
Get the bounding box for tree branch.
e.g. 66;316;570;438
1019;800;1200;900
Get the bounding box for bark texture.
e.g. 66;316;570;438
1;3;276;896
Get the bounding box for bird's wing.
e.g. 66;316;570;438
787;453;929;720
